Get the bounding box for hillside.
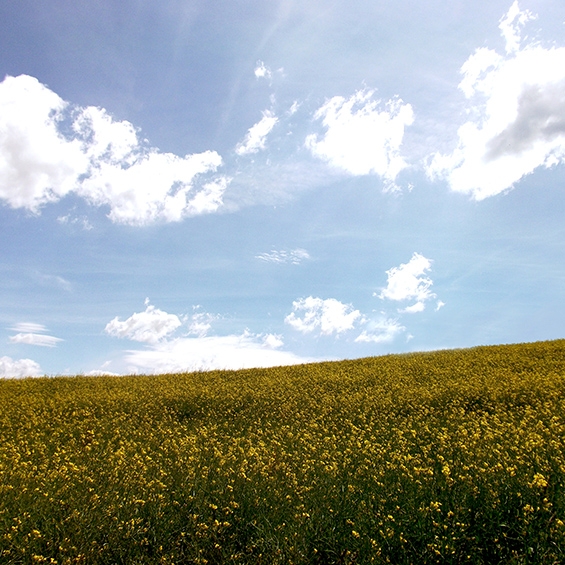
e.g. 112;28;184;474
1;340;565;564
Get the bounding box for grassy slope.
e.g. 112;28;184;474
1;340;565;564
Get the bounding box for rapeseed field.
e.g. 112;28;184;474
1;340;565;564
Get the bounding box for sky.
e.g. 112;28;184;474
1;0;565;377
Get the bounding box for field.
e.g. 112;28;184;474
1;340;565;564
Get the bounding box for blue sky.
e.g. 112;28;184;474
2;0;565;376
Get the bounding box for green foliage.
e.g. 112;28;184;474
1;340;565;564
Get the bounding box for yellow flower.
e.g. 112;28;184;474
531;473;548;489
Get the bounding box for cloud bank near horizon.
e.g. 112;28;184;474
96;252;440;375
102;300;313;373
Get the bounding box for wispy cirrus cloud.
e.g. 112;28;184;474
235;110;279;156
255;248;310;264
186;308;219;338
427;1;565;199
57;214;93;230
11;322;47;333
355;318;406;344
9;322;63;347
33;272;72;292
9;333;63;347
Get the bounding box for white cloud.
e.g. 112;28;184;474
104;300;182;344
254;61;272;80
285;296;362;336
499;0;536;55
355;317;405;344
57;214;93;231
9;333;63;347
262;333;284;349
235;110;279;155
105;302;309;373
0;75;88;212
121;332;310;374
288;101;300;116
34;272;72;291
305;89;414;187
74;105;139;165
400;302;426;314
283;255;441;345
0;356;42;378
427;3;565;199
0;74;225;225
85;369;122;377
78;150;224;225
255;248;310;264
10;322;47;333
379;253;436;312
9;322;63;347
187;310;218;338
184;176;230;216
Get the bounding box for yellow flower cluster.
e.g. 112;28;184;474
0;339;564;563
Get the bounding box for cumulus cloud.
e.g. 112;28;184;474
306;89;414;187
235;110;279;155
0;356;42;378
285;296;362;336
283;295;411;344
255;248;310;264
104;300;182;344
9;322;63;347
78;148;225;225
379;253;437;313
0;74;226;225
0;75;88;211
427;2;565;199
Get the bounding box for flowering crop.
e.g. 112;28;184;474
1;340;565;563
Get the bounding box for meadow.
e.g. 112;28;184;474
1;340;565;564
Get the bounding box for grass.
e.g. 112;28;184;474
1;339;565;564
